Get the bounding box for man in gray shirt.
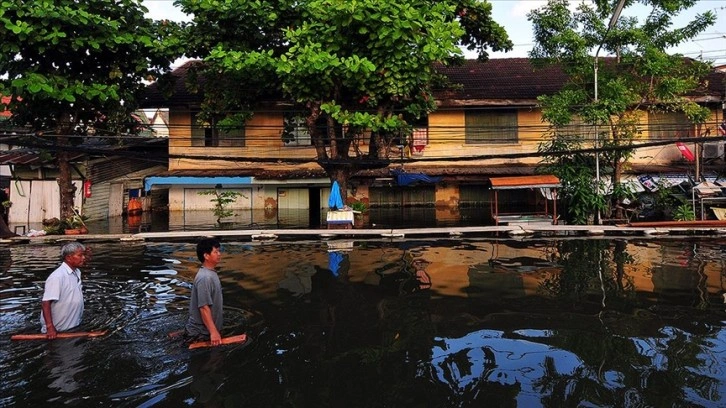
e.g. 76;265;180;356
185;238;224;346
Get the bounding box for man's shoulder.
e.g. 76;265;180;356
195;267;218;280
197;266;218;275
46;264;68;280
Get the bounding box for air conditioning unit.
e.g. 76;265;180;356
703;141;724;159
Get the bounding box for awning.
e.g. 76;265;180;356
144;176;253;191
489;175;561;190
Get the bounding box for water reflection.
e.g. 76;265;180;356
1;238;726;406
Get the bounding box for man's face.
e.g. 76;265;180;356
65;249;87;269
204;246;222;265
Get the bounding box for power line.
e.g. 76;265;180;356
4;132;725;166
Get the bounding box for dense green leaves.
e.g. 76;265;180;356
531;0;715;223
0;0;178;218
0;0;177;133
180;0;511;194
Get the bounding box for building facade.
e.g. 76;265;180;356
142;58;726;227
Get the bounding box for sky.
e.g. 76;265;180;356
143;0;726;66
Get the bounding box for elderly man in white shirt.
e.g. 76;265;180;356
40;242;88;339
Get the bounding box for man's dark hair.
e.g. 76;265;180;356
197;238;221;263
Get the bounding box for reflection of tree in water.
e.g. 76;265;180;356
533;240;723;406
425;343;520;407
540;240;636;307
531;326;723;406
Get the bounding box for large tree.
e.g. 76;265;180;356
530;0;715;223
0;0;178;219
178;0;512;197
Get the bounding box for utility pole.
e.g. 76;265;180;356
593;0;626;225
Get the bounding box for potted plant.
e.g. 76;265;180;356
673;203;696;221
62;213;89;235
350;200;370;228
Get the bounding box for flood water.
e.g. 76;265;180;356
72;207;491;235
1;236;726;407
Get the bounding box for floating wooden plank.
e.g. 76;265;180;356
188;334;247;350
11;331;108;341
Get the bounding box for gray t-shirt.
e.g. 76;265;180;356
40;262;84;333
185;266;223;338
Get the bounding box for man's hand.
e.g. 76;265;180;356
42;300;57;339
209;330;222;346
200;305;222;346
46;325;57;340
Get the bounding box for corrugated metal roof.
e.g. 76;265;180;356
0;148;85;166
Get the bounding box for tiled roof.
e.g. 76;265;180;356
143;60;206;107
143;58;725;108
433;58;569;102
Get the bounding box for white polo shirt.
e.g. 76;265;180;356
40;262;84;333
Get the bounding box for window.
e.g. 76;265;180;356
558;115;594;139
648;112;693;140
191;113;245;147
465;109;518;144
282;114;311;146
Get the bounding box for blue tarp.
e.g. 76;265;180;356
328;181;344;210
392;169;441;186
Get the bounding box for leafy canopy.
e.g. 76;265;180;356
530;0;716;223
179;0;512;167
0;0;178;134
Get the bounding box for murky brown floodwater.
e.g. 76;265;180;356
1;236;726;407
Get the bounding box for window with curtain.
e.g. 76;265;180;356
191;112;245;147
465;109;518;144
648;111;693;140
557;115;595;139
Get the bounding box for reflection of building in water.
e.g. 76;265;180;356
278;264;316;296
180;240;726;308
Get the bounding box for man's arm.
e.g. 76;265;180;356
41;300;57;339
199;305;221;346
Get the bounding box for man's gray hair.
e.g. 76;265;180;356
60;242;86;259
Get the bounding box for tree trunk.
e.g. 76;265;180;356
306;102;327;160
612;158;624;220
0;217;15;238
57;136;77;220
330;167;350;205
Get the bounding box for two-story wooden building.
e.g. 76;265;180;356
142;58;725;227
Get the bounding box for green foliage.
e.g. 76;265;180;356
179;0;512;191
530;0;715;222
41;213;88;234
652;178;678;214
198;189;248;224
0;0;178;133
350;200;369;213
673;203;695;221
538;129;605;225
0;0;178;218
